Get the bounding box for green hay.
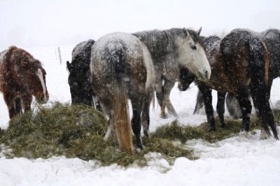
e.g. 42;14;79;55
0;102;194;166
152;114;273;143
1;103;278;167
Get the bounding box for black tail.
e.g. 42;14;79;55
248;38;279;139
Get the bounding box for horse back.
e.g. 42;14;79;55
91;32;153;96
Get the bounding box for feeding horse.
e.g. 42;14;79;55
225;28;280;119
179;29;279;139
0;46;49;119
133;28;209;118
90;28;211;153
66;39;101;109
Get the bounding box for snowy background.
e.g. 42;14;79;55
1;0;280;185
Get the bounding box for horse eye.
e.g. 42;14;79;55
190;45;197;50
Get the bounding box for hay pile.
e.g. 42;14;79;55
0;103;194;166
1;103;278;167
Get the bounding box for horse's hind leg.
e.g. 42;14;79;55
236;87;252;135
130;96;144;150
216;92;226;128
141;92;153;138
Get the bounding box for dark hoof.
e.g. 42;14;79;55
208;126;216;132
144;130;149;138
220;123;226;129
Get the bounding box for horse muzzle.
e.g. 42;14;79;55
37;93;49;104
198;69;211;82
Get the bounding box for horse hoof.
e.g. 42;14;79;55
260;129;268;140
208;126;216;132
220;124;226;129
144;130;149;138
160;113;168;119
239;130;250;138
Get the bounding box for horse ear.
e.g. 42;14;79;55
197;27;202;36
183;28;189;37
66;61;72;71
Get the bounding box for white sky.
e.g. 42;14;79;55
0;0;280;49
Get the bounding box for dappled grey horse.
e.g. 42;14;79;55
90;28;211;152
133;28;210;118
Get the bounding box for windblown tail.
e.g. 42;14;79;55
248;38;279;139
110;48;134;153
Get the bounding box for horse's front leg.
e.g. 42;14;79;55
198;84;215;131
216;92;226;128
162;79;177;117
193;90;205;114
22;94;32;113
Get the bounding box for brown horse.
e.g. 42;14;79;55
179;29;279;139
0;46;49;119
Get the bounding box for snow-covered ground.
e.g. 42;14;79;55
0;46;280;186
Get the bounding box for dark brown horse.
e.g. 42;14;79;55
225;28;280;118
0;46;49;119
179;29;279;139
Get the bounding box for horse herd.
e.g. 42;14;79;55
0;27;279;153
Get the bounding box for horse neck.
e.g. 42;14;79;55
133;30;174;62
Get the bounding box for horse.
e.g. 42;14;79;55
225;28;280;119
133;28;209;118
90;28;211;153
0;46;49;119
66;39;98;107
179;29;279;139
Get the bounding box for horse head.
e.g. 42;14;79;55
67;60;93;106
24;59;49;104
7;46;49;104
177;66;196;91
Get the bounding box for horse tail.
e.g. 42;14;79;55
109;47;134;153
248;38;279;139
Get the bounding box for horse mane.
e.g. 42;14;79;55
3;46;42;73
69;39;95;73
133;28;201;63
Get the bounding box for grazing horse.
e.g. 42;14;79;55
225;28;280;119
179;29;279;139
133;28;209;118
90;28;211;153
0;46;49;119
66;39;97;106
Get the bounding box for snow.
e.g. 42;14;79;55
0;45;280;185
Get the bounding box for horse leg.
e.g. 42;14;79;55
226;92;242;119
130;96;144;150
22;94;32;113
251;83;278;139
3;94;17;119
216;92;226;128
198;84;216;131
155;77;166;118
193;90;205;114
162;79;177;117
15;97;22;115
141;92;153;138
235;87;252;136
